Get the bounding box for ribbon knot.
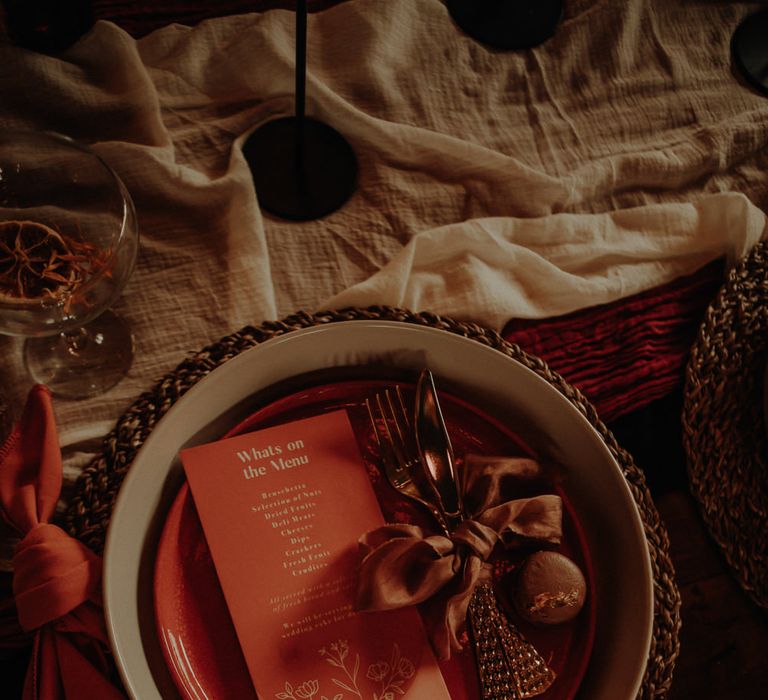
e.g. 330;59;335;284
13;523;102;632
356;455;564;659
448;519;498;561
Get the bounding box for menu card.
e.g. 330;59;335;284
181;409;451;700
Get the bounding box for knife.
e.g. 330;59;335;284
414;369;464;530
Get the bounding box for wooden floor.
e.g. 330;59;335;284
611;390;768;699
658;490;768;698
1;389;767;698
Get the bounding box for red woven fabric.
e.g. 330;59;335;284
502;259;725;424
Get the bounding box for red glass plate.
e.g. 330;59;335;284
154;380;596;699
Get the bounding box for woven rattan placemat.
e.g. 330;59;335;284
65;306;680;699
684;241;768;611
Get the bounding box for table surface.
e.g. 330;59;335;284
1;2;768;699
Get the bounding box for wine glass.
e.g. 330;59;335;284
0;129;139;399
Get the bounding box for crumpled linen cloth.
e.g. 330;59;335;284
327;194;765;327
0;0;767;569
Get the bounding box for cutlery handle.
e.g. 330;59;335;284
415;370;464;525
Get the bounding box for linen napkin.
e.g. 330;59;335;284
325;192;766;329
0;386;123;700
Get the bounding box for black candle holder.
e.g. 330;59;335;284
446;0;563;51
243;1;357;221
2;0;93;53
731;9;768;97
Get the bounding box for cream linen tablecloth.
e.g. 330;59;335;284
1;0;767;566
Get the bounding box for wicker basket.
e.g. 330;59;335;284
683;241;768;611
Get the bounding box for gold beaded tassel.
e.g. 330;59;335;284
467;583;556;699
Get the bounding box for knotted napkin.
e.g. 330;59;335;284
0;385;124;700
356;455;563;659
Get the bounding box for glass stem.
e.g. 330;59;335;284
62;326;90;356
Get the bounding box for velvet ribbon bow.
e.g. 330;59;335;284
356;455;563;660
0;386;124;700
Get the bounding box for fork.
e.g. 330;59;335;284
365;384;556;699
365;387;449;533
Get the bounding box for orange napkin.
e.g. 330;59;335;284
0;385;124;700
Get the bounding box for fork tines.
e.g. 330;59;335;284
367;387;418;466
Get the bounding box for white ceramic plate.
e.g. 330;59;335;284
104;321;653;700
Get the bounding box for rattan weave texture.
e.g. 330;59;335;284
64;306;680;699
684;241;768;611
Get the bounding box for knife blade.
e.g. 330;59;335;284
414;369;464;529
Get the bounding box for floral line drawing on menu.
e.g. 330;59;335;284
320;639;363;698
275;639;416;700
275;679;342;700
363;641;415;699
